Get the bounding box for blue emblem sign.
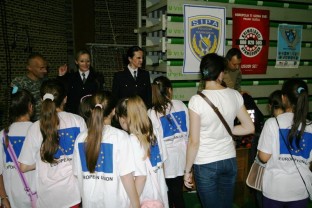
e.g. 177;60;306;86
189;15;221;61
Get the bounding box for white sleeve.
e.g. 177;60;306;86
117;132;135;176
257;118;276;154
129;134;147;176
18;124;38;165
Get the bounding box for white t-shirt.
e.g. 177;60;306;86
140;129;169;208
0;122;36;208
258;112;312;201
148;100;189;178
188;88;243;164
18;112;87;208
73;125;136;208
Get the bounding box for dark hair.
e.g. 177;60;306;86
26;53;47;66
79;94;93;125
85;91;116;173
151;76;172;117
268;90;285;116
4;89;34;147
225;48;242;61
75;49;91;61
200;53;226;81
281;78;310;148
40;79;67;163
127;46;143;60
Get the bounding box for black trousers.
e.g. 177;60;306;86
166;176;185;208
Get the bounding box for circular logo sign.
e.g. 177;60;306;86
238;27;264;57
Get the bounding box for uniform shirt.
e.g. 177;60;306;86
258;112;312;201
148;100;189;178
0;122;36;208
73;125;135;208
11;76;45;121
18;112;87;208
223;69;242;92
188;88;243;164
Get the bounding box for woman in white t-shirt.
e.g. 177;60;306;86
148;76;188;208
73;91;140;208
115;96;169;208
258;78;312;207
18;79;87;208
184;53;254;208
0;89;35;208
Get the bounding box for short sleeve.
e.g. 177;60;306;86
117;132;135;176
257;118;276;155
129;134;147;176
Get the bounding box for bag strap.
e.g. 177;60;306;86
2;131;35;197
275;118;311;198
197;91;233;138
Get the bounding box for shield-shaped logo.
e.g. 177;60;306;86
188;15;221;61
280;27;300;50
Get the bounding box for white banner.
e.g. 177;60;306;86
183;4;226;74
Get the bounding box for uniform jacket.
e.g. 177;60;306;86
58;70;103;114
112;67;152;108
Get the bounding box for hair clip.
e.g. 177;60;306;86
12;86;18;94
203;70;209;77
80;94;92;103
43;93;54;101
95;103;103;109
297;87;305;94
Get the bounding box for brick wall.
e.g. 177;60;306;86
0;0;144;128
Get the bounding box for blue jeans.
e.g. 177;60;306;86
194;157;237;208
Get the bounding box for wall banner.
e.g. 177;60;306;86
275;24;302;68
183;4;226;74
232;8;270;74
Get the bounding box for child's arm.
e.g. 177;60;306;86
121;173;140;208
19;163;36;173
0;175;11;208
134;175;146;196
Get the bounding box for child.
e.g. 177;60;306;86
258;78;312;207
18;79;87;208
73;91;140;208
0;89;35;208
79;94;93;125
148;76;189;208
268;90;285;117
115;96;169;208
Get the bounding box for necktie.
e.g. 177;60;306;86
82;73;86;84
133;71;137;81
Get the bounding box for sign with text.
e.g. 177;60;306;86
183;4;225;74
232;8;270;74
275;24;302;68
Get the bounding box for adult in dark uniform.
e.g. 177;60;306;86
58;49;104;114
112;46;152;108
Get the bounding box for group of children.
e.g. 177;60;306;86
0;75;189;208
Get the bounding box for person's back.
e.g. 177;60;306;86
18;79;87;208
258;78;312;207
0;89;35;208
73;91;140;208
148;75;188;208
184;53;254;208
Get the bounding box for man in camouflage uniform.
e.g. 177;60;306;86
11;53;48;121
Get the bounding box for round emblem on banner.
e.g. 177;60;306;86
238;27;264;57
